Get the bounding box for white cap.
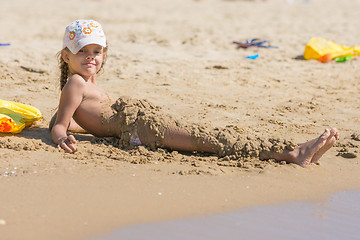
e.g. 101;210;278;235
63;19;106;54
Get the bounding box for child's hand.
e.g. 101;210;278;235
57;135;77;153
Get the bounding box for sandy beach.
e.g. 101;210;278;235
1;0;360;239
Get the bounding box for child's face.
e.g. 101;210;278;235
63;44;105;78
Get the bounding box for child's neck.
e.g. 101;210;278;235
70;73;97;83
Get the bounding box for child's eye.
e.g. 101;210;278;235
78;49;84;53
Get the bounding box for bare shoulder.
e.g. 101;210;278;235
64;74;86;89
60;74;88;102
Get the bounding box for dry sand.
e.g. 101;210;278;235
1;0;360;239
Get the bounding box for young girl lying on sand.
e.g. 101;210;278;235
50;19;339;168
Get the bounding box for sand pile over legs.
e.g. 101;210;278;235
93;96;301;169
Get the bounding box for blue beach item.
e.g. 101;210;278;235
0;43;11;46
245;54;259;60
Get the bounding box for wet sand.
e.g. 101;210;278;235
95;190;360;240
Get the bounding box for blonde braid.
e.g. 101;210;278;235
56;50;69;90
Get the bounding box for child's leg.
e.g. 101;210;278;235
137;123;220;153
136;112;338;167
260;128;338;167
162;125;220;153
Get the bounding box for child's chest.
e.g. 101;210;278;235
83;82;109;102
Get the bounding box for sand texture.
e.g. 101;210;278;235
1;0;360;239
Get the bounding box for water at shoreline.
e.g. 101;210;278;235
94;190;360;240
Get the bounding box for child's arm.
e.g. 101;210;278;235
51;75;85;153
49;112;87;133
68;119;87;133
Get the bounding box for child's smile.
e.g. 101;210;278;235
65;44;105;79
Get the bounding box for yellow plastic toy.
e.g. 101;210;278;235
0;99;42;133
304;37;360;61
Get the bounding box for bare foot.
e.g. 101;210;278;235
311;128;339;164
285;129;331;167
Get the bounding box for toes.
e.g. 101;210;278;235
320;128;330;141
335;133;339;140
328;129;336;142
329;128;339;140
334;129;340;140
324;128;330;135
310;128;338;165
